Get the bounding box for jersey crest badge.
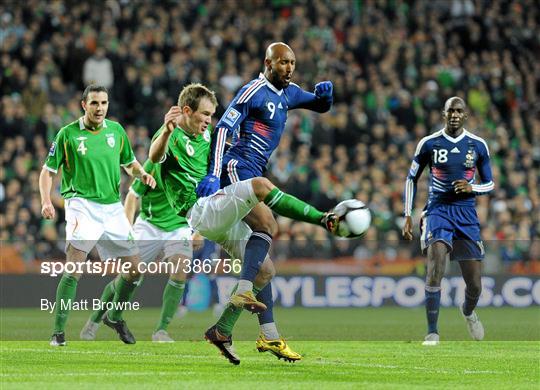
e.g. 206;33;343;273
203;130;211;142
106;134;115;148
223;107;241;127
464;149;475;168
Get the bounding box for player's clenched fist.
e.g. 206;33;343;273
314;81;333;99
164;106;182;132
41;202;55;219
402;216;413;240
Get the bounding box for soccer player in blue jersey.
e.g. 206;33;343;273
196;42;335;360
402;97;494;345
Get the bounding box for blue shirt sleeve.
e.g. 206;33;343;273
287;83;332;113
471;141;494;195
403;139;430;216
207;92;251;177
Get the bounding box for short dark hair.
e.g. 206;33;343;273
82;85;109;102
178;83;218;111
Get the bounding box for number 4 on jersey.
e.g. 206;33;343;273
77;138;88;155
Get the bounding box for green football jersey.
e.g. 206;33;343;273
158;125;212;217
44;118;136;204
130;159;188;232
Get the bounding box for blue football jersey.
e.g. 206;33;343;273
208;73;332;179
404;129;494;214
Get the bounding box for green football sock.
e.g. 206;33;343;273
108;275;140;322
89;277;117;323
216;284;261;337
155;279;185;332
53;274;78;333
264;188;324;225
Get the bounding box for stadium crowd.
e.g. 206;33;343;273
1;0;538;273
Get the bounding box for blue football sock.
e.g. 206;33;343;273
181;280;190;306
257;283;274;325
241;232;272;282
425;286;441;334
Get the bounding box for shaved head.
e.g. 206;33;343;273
444;96;466;112
265;42;294;61
264;42;296;89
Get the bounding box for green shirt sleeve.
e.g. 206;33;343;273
119;127;136;166
43;129;65;173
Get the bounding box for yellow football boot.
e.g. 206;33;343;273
255;334;302;362
229;291;267;313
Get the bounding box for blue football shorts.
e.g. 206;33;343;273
420;204;484;261
220;157;259;186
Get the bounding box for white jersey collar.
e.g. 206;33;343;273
441;127;467;143
260;73;283;96
79;117;107;130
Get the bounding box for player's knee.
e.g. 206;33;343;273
123;266;141;282
261;218;278;236
248;214;278;236
466;282;482;297
257;258;275;284
170;269;187;282
251;177;275;201
66;244;87;262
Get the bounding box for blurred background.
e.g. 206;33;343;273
0;0;538;279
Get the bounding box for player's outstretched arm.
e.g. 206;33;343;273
289;81;333;113
149;106;181;163
39;168;56;219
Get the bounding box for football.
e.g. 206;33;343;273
334;199;371;238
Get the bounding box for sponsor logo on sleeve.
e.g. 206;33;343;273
48;142;57;156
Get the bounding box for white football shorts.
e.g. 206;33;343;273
65;197;138;257
132;217;193;263
187;179;263;260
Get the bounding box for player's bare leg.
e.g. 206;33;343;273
458;260;484;340
423;241;448;346
50;244;87;346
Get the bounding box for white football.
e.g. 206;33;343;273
334;199;371;238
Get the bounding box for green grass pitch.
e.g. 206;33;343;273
1;307;539;388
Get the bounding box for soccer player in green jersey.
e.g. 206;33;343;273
149;83;339;364
80;159;195;343
39;85;156;346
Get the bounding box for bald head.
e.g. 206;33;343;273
264;42;296;89
265;42;294;61
444;96;466;112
